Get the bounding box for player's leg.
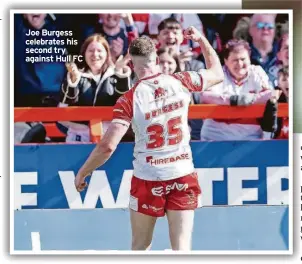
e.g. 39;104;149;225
129;176;166;250
166;209;194;250
130;209;157;250
165;172;201;250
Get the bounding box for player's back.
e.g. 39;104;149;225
113;71;204;181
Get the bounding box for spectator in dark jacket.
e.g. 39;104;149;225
248;14;279;86
57;34;132;142
14;13;67;107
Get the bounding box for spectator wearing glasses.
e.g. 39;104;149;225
248;14;278;85
200;39;273;141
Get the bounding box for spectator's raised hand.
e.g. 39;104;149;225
177;48;194;71
66;62;80;83
111;37;124;61
121;13;134;26
115;54;131;74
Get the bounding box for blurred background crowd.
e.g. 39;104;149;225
14;13;289;144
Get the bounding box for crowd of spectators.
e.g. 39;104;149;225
14;13;289;143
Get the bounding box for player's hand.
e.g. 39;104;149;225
183;26;202;42
74;173;88;192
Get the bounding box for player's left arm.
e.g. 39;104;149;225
172;26;223;93
75;122;129;192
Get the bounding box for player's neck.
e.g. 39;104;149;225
137;69;160;80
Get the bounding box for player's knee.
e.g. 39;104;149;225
132;235;152;250
170;229;192;250
170;236;191;251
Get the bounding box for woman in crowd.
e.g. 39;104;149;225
200;39;274;141
157;47;178;75
57;34;132;142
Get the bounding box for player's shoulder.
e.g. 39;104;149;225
116;88;135;105
119;77;155;103
171;71;203;89
172;71;202;82
172;71;198;78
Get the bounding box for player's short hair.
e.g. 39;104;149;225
222;39;251;59
129;36;156;57
158;17;182;32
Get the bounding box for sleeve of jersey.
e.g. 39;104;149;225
172;71;203;92
112;93;133;127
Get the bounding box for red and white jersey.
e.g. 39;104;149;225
200;65;273;141
112;71;204;181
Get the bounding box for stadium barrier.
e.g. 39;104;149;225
14;140;289;250
14;103;289;142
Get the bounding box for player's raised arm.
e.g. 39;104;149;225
184;26;224;90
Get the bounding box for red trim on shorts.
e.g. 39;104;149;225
129;172;201;217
